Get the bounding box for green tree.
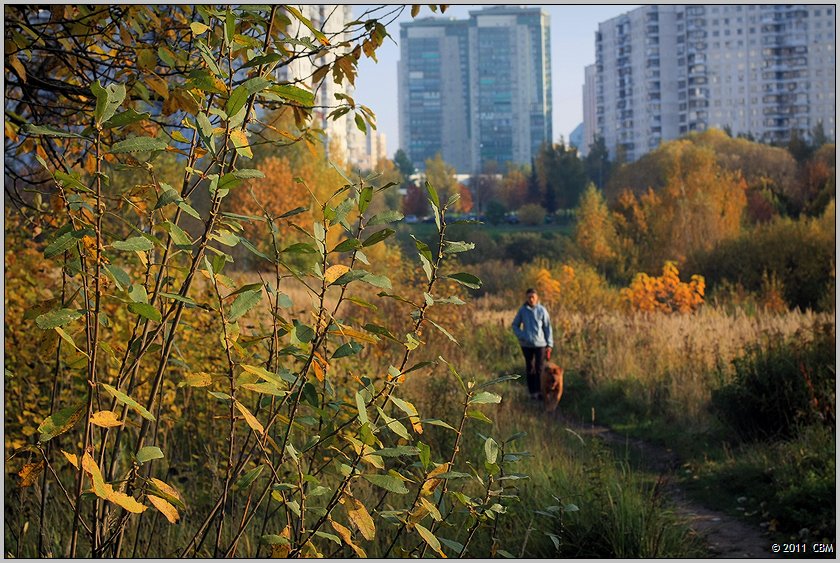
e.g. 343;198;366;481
535;141;586;212
584;135;613;190
393;148;416;179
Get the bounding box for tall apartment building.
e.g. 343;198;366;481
581;63;598;156
280;5;386;170
587;4;836;162
398;17;472;172
398;6;552;173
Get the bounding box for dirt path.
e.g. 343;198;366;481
560;419;775;559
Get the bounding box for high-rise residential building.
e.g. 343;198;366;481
279;5;383;170
398;17;471;172
586;4;836;162
581;63;598;157
398;6;552;173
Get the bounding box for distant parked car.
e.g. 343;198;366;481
404;214;419;224
505;212;520;224
422;215;435;223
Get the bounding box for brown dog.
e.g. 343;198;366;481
541;362;564;412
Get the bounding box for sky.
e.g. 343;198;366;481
351;4;639;159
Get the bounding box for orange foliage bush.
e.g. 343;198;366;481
622;261;705;314
525;260;620;313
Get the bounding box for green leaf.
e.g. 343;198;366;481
91;80;126;126
359;185;373;214
361;273;391;290
371;446;419;458
37;402;86;442
368;210;403;225
226;76;272;118
375;407;410;441
161;221;193;249
112;236;154;252
362;228;394;247
234;464;264;490
477;374;520;389
128;302;162;323
230;168;265;179
427;318;458;344
355;392;369;425
333;341;362;359
263;84;315;106
292;320;315;343
44;228;91;259
35;308;84;330
362;473;409;494
110;136;168;154
420;418;456;431
127;284;148;304
102;108;150;129
484;437;499;465
154;185;182;210
331;238;361;253
469;391;502;405
104;264;130;291
446;272;482;290
101;383;155;422
228;289;262;322
438;537;465;554
22;123;83;138
444;240;475;254
466;409;493;424
136;446;164;463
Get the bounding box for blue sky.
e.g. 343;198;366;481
351;4;639;158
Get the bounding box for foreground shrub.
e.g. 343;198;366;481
711;322;836;440
687;204;835;311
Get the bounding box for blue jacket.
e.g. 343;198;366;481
512;303;553;348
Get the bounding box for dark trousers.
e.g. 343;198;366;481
521;346;546;394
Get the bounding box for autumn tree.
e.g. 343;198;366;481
574;183;618;274
610;140;747;272
424;152;459;205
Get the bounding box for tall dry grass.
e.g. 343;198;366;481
467;301;832;432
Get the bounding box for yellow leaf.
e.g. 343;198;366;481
420;462;450;496
234;400;264;434
82;452;112;499
270;525;292;558
415;523;447;558
329;519;366;557
62;450;79;469
180;372;212;387
149;477;183;503
343;495;375;541
90;410;124;428
328;323;379;344
9;55;26;83
146;74;170;100
18;461;45;487
324;264;350;284
147;494;179;523
190;22;209;35
230;129;252;158
108;489;147;513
